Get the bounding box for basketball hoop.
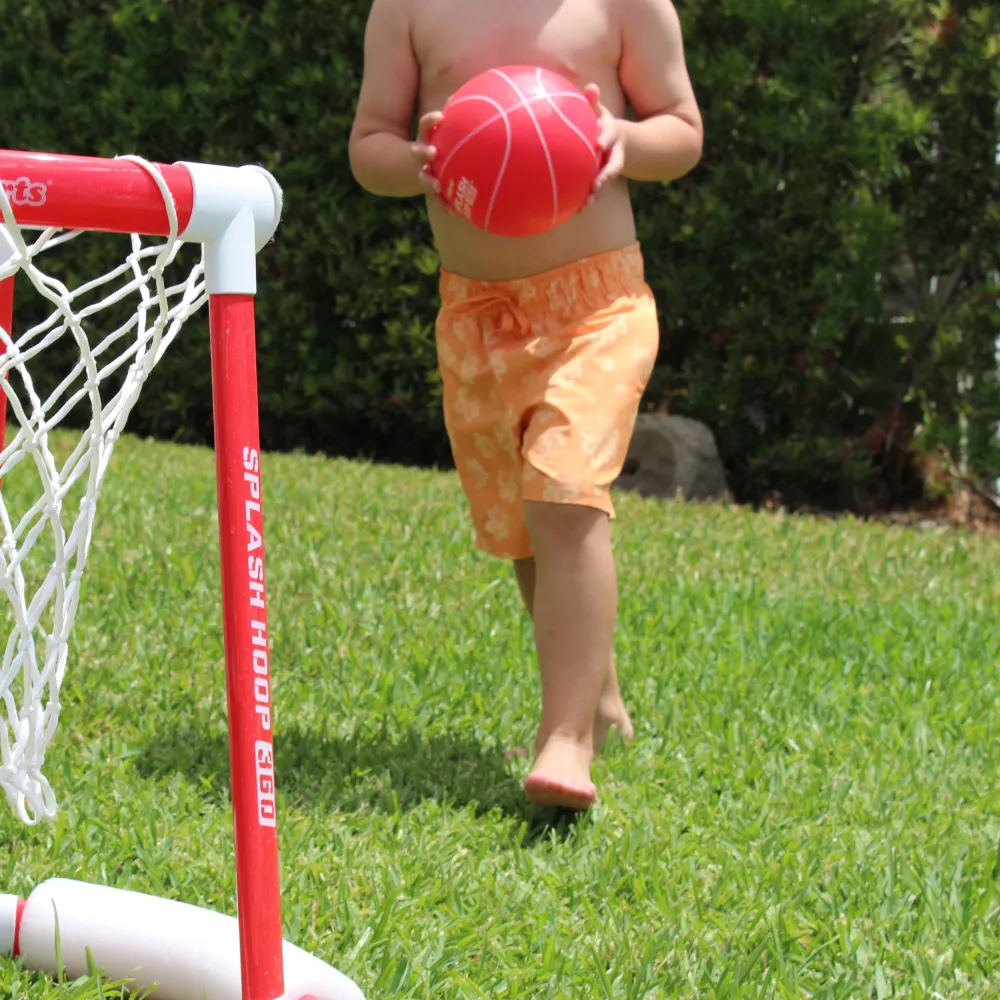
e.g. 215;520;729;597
0;149;363;1000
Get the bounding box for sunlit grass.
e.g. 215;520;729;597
2;430;999;998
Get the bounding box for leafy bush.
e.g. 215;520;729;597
1;0;997;509
646;0;999;508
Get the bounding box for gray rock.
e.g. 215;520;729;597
615;413;728;501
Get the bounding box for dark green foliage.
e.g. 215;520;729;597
1;0;996;508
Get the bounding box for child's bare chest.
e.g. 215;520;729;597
413;0;619;103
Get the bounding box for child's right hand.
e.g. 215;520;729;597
412;111;448;204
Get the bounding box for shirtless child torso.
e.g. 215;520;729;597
350;0;701;280
350;0;703;810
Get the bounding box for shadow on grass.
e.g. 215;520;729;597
134;723;584;844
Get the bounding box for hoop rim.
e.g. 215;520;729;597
0;150;281;253
0;150;195;238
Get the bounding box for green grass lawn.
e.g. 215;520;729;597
2;430;999;999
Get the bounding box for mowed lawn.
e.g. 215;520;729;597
2;430;999;999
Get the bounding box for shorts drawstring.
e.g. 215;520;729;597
448;291;531;338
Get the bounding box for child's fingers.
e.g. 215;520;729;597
587;140;625;203
598;118;617;152
605;139;625;179
417;168;454;212
417;168;439;192
412;141;454;212
412;111;442;168
411;142;437;168
583;83;601;112
416;110;444;142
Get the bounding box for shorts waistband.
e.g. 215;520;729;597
438;243;647;330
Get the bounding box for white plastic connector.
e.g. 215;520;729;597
0;893;18;955
177;162;283;296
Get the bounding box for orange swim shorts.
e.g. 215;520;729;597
435;242;660;560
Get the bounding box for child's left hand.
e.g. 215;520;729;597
584;84;626;203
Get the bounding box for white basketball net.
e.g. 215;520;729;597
0;157;207;824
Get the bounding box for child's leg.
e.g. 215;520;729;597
595;661;636;750
436;247;659;810
519;500;617;809
513;557;633;749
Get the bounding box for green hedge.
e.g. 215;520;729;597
2;0;998;509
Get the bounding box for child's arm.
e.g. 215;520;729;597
593;0;703;190
349;0;438;198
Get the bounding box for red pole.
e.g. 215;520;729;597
208;293;285;1000
0;150;194;237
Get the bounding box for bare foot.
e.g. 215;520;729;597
524;734;597;810
593;695;635;753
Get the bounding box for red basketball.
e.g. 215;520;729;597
429;65;602;238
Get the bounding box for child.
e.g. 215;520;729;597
349;0;703;810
